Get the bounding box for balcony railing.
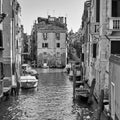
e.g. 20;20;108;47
90;22;99;34
109;17;120;31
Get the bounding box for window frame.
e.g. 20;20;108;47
43;33;47;40
42;43;48;48
56;33;60;40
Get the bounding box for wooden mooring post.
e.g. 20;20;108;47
73;66;76;101
90;89;105;120
96;89;104;120
88;78;96;104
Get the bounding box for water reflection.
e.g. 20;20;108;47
0;69;92;120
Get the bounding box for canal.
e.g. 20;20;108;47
0;69;93;120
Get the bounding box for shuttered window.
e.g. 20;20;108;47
56;33;60;40
82;53;84;62
56;43;60;48
43;33;47;40
93;43;97;58
0;30;3;47
111;41;120;54
96;0;100;22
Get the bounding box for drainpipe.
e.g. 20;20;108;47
11;0;15;85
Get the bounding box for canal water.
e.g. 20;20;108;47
0;69;93;120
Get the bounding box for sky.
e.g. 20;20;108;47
17;0;85;35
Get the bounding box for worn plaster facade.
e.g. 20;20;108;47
32;16;67;68
81;0;120;105
2;0;21;87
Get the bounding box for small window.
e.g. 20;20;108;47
45;43;48;48
0;62;4;79
43;33;47;40
42;43;45;48
42;43;48;48
44;52;47;55
82;53;84;62
57;43;60;48
16;40;18;49
56;33;60;40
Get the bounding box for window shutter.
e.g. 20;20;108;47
56;33;60;40
43;33;47;40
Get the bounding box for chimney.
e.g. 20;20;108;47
65;17;67;24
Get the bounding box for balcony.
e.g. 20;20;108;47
90;22;99;34
109;17;120;31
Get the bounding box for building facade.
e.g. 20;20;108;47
81;0;120;119
2;0;21;96
0;0;6;97
31;16;67;68
109;55;120;120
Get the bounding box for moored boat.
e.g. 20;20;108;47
20;75;38;89
69;69;81;81
69;70;73;80
25;68;39;79
42;63;49;69
75;81;90;101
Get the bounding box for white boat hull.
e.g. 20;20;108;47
21;81;38;89
20;75;38;89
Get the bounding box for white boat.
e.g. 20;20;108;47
69;70;73;80
22;64;31;70
20;75;38;89
42;63;49;69
63;64;71;73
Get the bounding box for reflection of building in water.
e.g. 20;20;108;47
31;15;67;68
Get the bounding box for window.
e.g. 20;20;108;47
0;62;4;79
43;33;47;40
16;40;18;49
45;43;48;48
57;43;60;48
42;43;44;48
96;0;100;22
93;43;97;58
82;53;84;62
44;52;47;55
111;41;120;54
112;0;120;17
56;33;60;40
42;43;48;48
0;30;3;47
